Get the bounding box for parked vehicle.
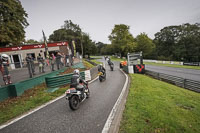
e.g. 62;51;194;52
65;82;90;110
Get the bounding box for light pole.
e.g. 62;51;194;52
80;33;83;57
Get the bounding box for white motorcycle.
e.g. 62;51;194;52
65;82;90;110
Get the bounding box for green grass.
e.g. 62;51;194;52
111;56;127;61
144;62;200;70
83;59;94;68
0;84;68;125
90;59;102;65
90;56;103;59
120;74;200;133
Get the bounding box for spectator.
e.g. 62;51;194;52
26;54;35;78
49;53;55;71
37;53;45;73
0;54;12;85
56;52;62;70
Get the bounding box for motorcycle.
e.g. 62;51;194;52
65;82;90;110
98;71;106;82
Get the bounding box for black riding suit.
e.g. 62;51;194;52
70;74;86;98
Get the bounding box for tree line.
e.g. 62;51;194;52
1;0;200;62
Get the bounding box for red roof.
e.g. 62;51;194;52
0;42;68;52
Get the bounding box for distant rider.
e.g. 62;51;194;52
0;54;12;85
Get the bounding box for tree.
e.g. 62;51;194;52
135;33;155;59
154;23;200;61
49;20;98;57
0;0;29;47
25;39;39;44
108;24;136;57
96;42;105;55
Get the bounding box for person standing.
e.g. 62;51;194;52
0;54;12;85
26;54;35;78
49;53;55;71
65;54;69;67
56;52;62;70
37;53;45;73
61;53;65;67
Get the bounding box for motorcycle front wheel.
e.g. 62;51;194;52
99;76;102;82
69;95;80;110
86;88;90;98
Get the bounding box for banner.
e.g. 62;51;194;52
72;40;76;57
42;30;49;58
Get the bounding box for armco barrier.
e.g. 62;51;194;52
45;72;85;88
145;70;200;93
0;67;67;102
122;65;129;73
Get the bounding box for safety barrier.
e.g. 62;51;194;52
45;72;85;88
122;65;129;73
145;70;200;93
0;67;67;101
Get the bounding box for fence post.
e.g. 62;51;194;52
157;73;160;80
183;79;186;88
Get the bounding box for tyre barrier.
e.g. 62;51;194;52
45;72;85;89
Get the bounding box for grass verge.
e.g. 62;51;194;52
0;84;68;125
90;59;102;65
111;56;127;62
144;62;200;70
83;59;95;69
120;74;200;133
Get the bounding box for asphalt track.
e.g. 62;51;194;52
0;61;126;133
145;65;200;82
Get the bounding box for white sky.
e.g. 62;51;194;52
20;0;200;44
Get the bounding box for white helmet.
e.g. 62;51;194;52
1;54;9;61
100;64;103;66
73;69;80;75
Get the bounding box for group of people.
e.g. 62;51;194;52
0;51;75;85
26;52;74;78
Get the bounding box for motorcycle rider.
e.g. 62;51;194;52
0;54;12;85
70;69;87;98
107;57;112;65
98;64;106;75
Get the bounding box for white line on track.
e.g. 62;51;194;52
0;74;99;130
102;69;128;133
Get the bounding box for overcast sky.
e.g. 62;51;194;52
20;0;200;44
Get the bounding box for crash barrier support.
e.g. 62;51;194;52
45;64;99;89
145;70;200;93
122;65;129;73
0;67;67;102
45;72;85;89
122;64;145;74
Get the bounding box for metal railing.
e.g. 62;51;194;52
145;70;200;93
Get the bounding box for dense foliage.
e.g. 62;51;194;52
49;20;97;57
154;23;200;61
0;0;29;47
